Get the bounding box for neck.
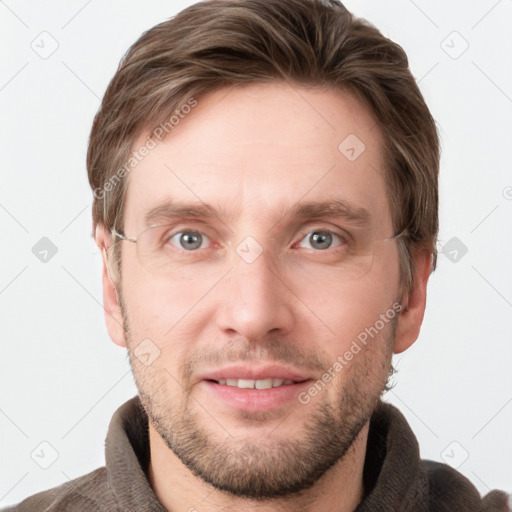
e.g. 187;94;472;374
147;421;369;512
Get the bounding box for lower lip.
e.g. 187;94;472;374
201;380;313;412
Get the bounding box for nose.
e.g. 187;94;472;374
215;246;296;341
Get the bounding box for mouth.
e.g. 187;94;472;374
197;364;316;413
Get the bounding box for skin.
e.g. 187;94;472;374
95;81;431;512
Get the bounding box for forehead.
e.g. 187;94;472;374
123;81;391;233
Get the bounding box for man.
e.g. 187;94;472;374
5;0;509;510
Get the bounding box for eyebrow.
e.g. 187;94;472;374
144;201;225;227
285;199;372;228
143;198;372;228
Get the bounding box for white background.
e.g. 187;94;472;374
1;0;511;507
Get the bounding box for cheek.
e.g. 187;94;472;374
122;269;209;380
122;263;217;335
125;308;194;406
296;265;399;347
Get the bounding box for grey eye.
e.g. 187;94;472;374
169;231;209;250
298;230;342;250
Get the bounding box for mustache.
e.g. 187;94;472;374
184;338;329;376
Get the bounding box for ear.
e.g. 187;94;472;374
94;224;127;348
393;249;432;354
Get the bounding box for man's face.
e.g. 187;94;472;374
117;82;402;497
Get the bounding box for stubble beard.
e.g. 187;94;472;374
122;303;396;499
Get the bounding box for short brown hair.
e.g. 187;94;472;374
87;0;439;296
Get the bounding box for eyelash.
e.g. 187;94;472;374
165;226;350;253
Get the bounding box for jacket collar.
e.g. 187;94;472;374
356;399;430;511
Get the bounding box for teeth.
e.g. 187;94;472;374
237;379;255;389
255;378;273;389
274;379;294;387
217;378;295;389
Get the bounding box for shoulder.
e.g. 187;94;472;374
422;459;510;512
1;467;119;512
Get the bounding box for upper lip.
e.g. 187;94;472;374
198;364;313;383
